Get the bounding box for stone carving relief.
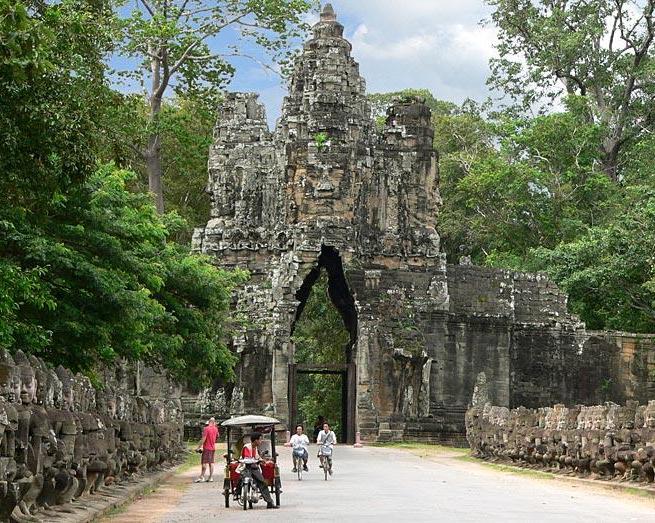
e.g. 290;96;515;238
0;350;183;522
466;399;655;484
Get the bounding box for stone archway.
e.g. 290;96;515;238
191;4;628;442
288;245;358;443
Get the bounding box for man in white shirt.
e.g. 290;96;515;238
316;422;337;475
290;425;309;472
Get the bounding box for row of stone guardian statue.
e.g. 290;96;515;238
0;350;184;522
466;399;655;483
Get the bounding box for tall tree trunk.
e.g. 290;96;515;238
145;132;165;213
601;140;620;183
147;51;166;214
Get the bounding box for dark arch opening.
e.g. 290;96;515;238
289;245;357;443
291;245;357;362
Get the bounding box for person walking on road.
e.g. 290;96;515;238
313;415;325;441
195;417;219;483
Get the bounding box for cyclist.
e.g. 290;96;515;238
290;425;309;472
316;422;337;475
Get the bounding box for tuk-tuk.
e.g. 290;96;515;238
221;415;281;509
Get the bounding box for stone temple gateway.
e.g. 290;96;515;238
192;5;655;443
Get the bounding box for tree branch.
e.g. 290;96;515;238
169;12;253;75
139;0;156;18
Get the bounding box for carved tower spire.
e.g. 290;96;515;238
278;3;373;223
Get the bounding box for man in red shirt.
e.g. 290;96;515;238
195;417;219;483
239;432;278;509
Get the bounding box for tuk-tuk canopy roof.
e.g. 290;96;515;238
221;415;281;427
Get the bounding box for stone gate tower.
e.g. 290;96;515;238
193;4;651;442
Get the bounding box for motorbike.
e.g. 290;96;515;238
237;457;266;510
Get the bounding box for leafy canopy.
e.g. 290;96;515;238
486;0;655;179
1;0;243;385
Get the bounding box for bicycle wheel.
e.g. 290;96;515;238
297;457;302;481
323;457;328;480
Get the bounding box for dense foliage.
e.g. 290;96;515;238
0;0;243;385
99;93;215;241
487;0;655;181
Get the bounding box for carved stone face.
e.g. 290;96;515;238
61;385;74;411
98;392;117;419
19;368;37;405
0;366;13;401
107;398;117;419
644;401;655;429
10;371;21;405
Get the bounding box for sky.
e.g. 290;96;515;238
112;1;498;127
227;0;498;126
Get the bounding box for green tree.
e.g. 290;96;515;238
0;0;114;211
487;0;655;181
99;93;215;241
534;185;655;332
1;0;115;354
2;166;244;384
1;0;242;384
117;0;315;213
448;107;616;265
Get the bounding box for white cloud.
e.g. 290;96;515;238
247;0;499;123
340;0;497;102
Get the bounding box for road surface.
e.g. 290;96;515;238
108;445;655;522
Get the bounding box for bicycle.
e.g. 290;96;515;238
292;447;305;481
318;444;333;480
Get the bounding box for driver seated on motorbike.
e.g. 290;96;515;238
316;422;337;475
238;431;278;509
290;425;309;472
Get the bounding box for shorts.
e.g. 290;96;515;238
201;449;215;464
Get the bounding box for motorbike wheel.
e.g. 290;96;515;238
242;483;249;511
224;490;230;508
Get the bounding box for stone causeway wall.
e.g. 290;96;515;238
0;350;184;522
465;388;655;484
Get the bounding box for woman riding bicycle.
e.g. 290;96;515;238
290;425;309;472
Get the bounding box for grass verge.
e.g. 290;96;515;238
177;442;202;474
384;442;655;499
455;455;554;480
371;441;469;458
178;441;228;474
